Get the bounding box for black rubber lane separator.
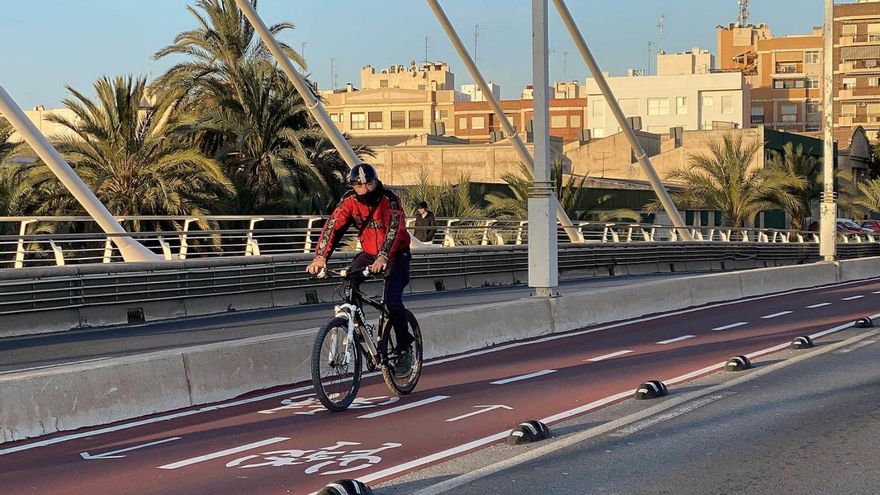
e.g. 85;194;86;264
855;316;874;329
507;420;550;445
318;480;374;495
634;380;668;400
725;355;752;371
791;335;815;349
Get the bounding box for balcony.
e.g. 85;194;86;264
773;63;804;77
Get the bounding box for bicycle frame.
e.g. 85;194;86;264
329;272;392;369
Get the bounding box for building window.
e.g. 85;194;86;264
418;84;426;91
391;111;406;129
702;122;713;130
409;110;424;128
676;96;688;115
591;100;605;117
570;115;582;128
843;77;857;90
751;106;765;124
780;104;798;123
868;103;880;122
773;79;806;89
806;102;820;115
842;24;857;36
368;111;383;129
647;97;670;116
350;113;366;130
842;103;856;117
870;77;880;88
804;51;820;64
869;23;880;41
592;128;605;138
807;77;820;89
701;95;714;110
379;79;389;88
721;96;734;114
551;115;567;128
471;116;485;130
330;113;340;123
459;117;468;129
435;109;449;120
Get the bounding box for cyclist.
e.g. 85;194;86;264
306;163;415;376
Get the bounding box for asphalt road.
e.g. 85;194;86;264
408;321;880;495
1;276;877;495
0;273;688;373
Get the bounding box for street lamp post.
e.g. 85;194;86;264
821;0;837;262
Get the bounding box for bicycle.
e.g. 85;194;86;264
310;267;424;411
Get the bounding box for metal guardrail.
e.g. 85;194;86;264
0;215;871;270
1;242;878;318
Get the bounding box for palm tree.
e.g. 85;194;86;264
486;158;635;221
852;178;880;215
194;64;345;213
658;133;804;228
42;75;233;231
153;0;305;95
766;142;820;231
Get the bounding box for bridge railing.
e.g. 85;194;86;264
0;215;871;269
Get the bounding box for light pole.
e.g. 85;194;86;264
821;0;836;261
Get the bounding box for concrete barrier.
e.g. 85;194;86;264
4;258;880;444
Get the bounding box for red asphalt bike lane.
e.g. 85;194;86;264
1;278;879;494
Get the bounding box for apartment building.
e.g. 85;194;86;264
585;49;748;137
452;96;587;144
717;23;824;132
835;0;880;140
460;82;501;102
321;62;459;142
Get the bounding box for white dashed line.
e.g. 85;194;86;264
872;291;880;294
712;322;747;331
159;437;289;470
357;396;449;419
806;302;831;308
657;335;696;345
490;369;557;385
761;311;792;319
586;350;633;362
842;295;864;301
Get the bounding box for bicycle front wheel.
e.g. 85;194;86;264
311;317;362;411
382;310;424;395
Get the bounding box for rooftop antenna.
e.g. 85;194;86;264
738;0;751;26
330;57;337;90
657;13;668;53
647;40;655;75
473;22;480;63
424;35;430;65
563;50;569;79
300;41;307;74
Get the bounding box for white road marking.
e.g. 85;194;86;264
873;290;880;294
656;335;695;345
159;437;289;470
842;295;864;301
445;405;513;423
80;436;181;460
712;322;747;331
806;302;831;308
6;277;880;457
585;350;633;362
610;393;733;437
357;396;449;419
761;311;792;319
490;369;556;385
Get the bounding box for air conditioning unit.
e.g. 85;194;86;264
488;130;506;143
627;116;642;131
579;129;592;143
430;121;446;136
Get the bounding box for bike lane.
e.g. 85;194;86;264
1;279;878;494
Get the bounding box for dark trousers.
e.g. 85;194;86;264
349;250;413;352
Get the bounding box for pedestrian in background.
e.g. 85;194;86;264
413;201;437;243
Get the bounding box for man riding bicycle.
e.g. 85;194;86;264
306;163;415;376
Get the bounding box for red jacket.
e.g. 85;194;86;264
314;184;411;260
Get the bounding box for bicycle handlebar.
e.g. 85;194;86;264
314;266;373;280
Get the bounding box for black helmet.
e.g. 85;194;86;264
349;163;378;185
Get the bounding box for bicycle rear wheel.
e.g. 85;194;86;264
382;310;423;395
311;317;362;411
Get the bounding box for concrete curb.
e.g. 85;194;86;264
2;259;879;444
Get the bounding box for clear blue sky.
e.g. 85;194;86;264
1;0;823;108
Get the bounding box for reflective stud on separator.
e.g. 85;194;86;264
507;420;550;445
855;316;874;329
634;380;668;400
791;336;814;349
318;480;374;495
725;355;752;372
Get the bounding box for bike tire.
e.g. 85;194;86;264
311;317;363;411
381;310;424;396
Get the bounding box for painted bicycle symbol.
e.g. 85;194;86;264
225;441;402;475
259;395;398;415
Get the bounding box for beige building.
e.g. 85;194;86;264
360;61;454;91
585;51;749;137
460;82;501;102
717;23;824;133
3;106;80;143
834;0;880;140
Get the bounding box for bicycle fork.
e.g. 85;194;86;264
333;304;379;366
